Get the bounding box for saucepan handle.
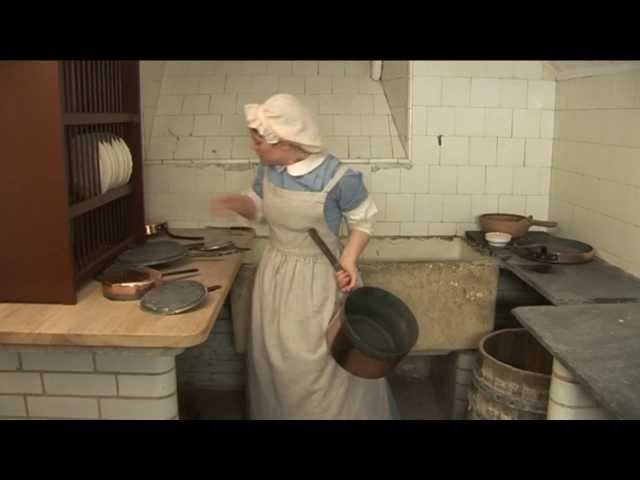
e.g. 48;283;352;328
161;268;199;277
529;219;558;228
308;228;343;273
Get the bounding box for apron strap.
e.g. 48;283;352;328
321;165;349;194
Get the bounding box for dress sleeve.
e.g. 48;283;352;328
334;169;378;235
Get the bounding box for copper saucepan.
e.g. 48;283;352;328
145;221;204;241
98;266;200;301
478;213;557;239
308;228;418;379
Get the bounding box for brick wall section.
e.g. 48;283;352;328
0;349;179;420
176;301;246;391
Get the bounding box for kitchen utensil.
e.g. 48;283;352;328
510;235;594;264
485;231;512;247
98;265;199;301
115;240;188;267
479;213;557;239
308;228;419;379
192;241;250;252
140;280;222;315
144;221;204;241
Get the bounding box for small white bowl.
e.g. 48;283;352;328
485;232;512;247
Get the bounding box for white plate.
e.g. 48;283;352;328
109;136;124;188
98;140;113;193
118;137;133;184
487;241;509;248
117;137;131;185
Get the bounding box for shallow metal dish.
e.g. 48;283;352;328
115;241;188;267
140;280;221;315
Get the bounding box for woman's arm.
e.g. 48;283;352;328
209;193;257;221
336;228;369;293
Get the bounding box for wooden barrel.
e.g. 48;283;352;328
468;328;553;420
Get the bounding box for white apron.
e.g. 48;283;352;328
247;166;392;420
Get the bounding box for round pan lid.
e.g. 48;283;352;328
140;280;208;315
116;241;188;267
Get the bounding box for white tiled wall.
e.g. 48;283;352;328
380;61;410;158
143;61;403;164
141;61;556;237
405;61;554;236
0;349;179;420
549;69;640;277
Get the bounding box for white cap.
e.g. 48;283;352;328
243;94;324;153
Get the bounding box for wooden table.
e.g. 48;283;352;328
0;228;254;348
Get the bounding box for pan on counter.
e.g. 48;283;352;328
145;221;204;241
115;240;189;267
140;280;222;315
97;265;199;301
479;213;557;238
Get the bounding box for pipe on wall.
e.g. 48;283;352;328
370;61;382;81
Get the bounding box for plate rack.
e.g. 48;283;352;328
0;61;145;304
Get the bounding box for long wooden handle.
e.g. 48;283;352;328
530;219;558;228
162;268;199;277
308;228;343;272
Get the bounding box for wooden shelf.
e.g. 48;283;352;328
63;113;140;125
69;184;132;218
75;235;136;284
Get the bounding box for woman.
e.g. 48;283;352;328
211;94;397;420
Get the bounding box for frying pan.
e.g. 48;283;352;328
145;221;204;241
478;213;557;238
307;228;418;379
140;280;222;315
184;240;250;252
116;240;188;267
98;266;199;301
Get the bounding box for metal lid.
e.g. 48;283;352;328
116;241;187;267
140;280;208;315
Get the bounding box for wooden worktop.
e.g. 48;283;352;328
0;228;254;349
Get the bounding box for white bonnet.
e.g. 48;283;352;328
243;94;323;153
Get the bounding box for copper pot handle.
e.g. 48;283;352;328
308;228;343;272
529;218;558;228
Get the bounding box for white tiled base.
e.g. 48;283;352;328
546;359;612;420
452;350;478;419
0;348;179;420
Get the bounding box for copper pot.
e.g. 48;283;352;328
308;228;419;379
478;213;557;239
98;266;199;301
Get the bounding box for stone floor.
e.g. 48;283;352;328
178;373;446;420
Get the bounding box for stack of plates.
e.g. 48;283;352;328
70;133;133;195
97;134;133;194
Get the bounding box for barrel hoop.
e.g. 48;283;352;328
471;368;548;414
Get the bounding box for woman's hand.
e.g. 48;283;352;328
209;194;256;220
335;256;358;293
